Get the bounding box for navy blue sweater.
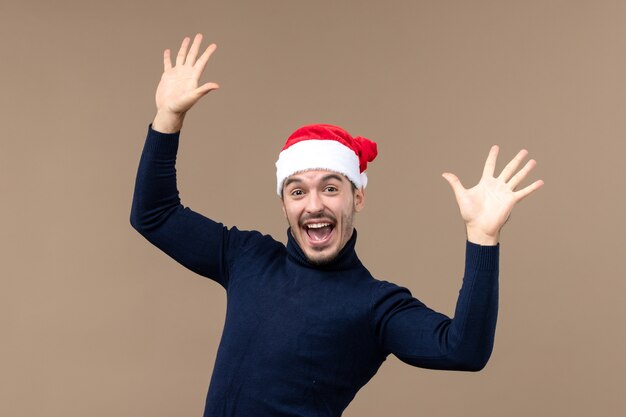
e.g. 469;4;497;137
130;126;500;417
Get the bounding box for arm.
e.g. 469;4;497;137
130;35;242;288
372;146;543;370
372;242;498;371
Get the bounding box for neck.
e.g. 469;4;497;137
286;227;362;271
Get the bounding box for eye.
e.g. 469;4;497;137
290;189;304;197
324;186;338;193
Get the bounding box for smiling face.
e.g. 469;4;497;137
281;170;365;265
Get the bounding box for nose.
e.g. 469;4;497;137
305;190;324;214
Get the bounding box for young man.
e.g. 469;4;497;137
130;34;544;417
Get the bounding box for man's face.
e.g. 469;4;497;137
281;170;365;265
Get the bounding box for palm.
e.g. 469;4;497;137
455;176;517;237
442;145;544;240
156;70;201;114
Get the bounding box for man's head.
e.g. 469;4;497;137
281;169;364;265
275;124;377;265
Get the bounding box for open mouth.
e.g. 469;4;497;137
303;222;335;245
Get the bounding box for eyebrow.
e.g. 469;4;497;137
283;177;303;188
321;173;345;183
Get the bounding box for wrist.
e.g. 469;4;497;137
466;227;499;246
152;110;185;133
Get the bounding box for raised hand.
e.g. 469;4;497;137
153;33;219;133
441;146;544;245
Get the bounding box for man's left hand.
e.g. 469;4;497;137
442;145;544;245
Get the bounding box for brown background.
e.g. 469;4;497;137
2;1;625;416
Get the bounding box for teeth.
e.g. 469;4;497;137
306;223;330;229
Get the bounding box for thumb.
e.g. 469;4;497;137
441;172;465;196
194;82;220;98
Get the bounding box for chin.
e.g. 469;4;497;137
300;243;341;265
304;251;339;266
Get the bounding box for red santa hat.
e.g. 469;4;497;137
275;123;378;196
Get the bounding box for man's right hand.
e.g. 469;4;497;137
152;33;219;133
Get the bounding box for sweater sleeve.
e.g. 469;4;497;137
129;125;259;289
370;241;499;371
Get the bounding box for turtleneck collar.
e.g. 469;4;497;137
286;227;363;271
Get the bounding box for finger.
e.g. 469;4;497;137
194;82;220;97
185;33;203;66
175;36;191;66
185;83;219;106
514;179;544;202
497;149;528;182
482;145;499;178
163;49;172;71
193;43;217;78
508;158;537;190
441;172;466;198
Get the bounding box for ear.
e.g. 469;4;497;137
354;187;365;213
279;198;287;218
